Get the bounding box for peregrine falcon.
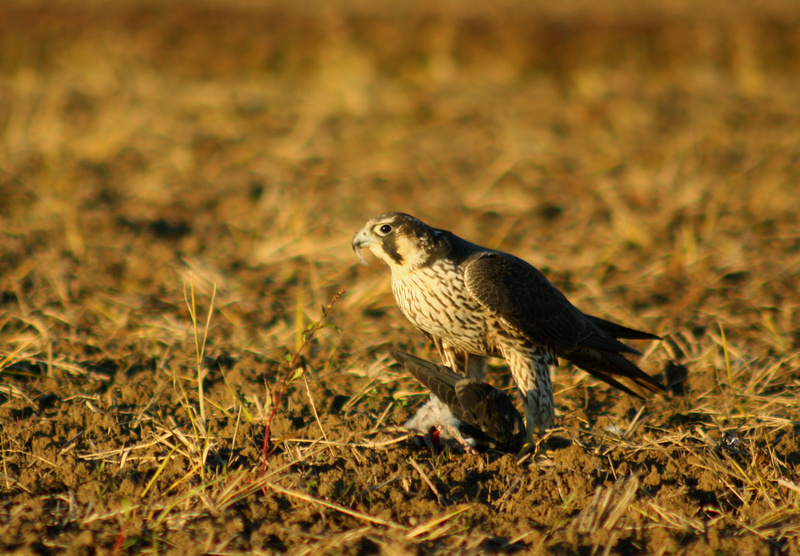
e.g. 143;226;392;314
392;349;525;453
353;212;666;447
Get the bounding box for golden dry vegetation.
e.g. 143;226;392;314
1;1;800;554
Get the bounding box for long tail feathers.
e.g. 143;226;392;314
584;314;662;341
563;346;667;398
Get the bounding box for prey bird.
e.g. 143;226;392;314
353;212;666;448
392;349;525;453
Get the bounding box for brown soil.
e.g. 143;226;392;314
1;2;799;554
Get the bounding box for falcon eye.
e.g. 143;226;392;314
377;224;393;236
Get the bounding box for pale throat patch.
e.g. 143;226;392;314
367;241;387;262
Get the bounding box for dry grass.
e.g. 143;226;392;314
1;0;799;554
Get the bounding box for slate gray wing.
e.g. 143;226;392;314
463;253;667;397
463;253;633;353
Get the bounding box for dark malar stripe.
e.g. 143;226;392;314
382;235;404;265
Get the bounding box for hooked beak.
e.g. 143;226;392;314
352;227;376;266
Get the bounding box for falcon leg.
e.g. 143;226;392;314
433;339;487;382
503;345;556;446
523;388;554;437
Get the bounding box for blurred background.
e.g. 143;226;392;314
2;0;799;369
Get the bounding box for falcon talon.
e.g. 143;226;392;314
354;212;668;447
517;442;537;459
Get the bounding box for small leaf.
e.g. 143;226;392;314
288;366;305;383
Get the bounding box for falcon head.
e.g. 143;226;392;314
352;212;447;270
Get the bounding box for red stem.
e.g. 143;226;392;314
260;348;303;476
259;291;342;479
